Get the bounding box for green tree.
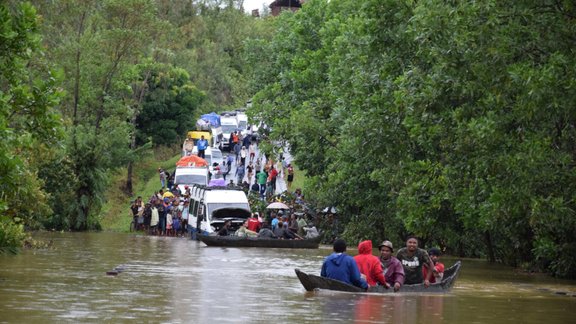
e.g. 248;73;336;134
0;3;63;250
135;64;206;146
246;0;576;277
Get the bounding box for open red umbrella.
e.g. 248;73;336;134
176;155;208;167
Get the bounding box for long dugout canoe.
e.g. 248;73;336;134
198;234;322;249
295;260;462;293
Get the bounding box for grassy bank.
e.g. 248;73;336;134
289;164;306;193
100;150;180;232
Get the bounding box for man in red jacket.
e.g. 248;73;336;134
246;213;261;233
354;240;387;287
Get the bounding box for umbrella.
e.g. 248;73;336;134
267;202;290;209
322;206;338;214
176;155;208;167
163;191;174;198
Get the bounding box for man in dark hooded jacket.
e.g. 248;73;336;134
321;239;368;289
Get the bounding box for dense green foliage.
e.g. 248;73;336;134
1;0;270;247
0;3;63;250
246;0;576;278
135;65;206;146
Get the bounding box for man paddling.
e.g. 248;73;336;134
396;236;436;287
423;247;445;283
378;240;404;292
321;239;368;290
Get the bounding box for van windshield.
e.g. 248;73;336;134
238;120;247;130
175;174;207;185
211;150;222;159
221;124;237;133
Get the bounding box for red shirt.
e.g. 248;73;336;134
423;262;445;283
269;168;278;179
247;218;261;232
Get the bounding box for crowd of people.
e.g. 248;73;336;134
321;236;445;291
203;130;295;199
129;189;194;236
216;211;320;240
129;130;304;236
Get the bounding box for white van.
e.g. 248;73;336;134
188;184;251;235
211;126;223;149
220;115;238;151
174;167;209;194
236;113;248;136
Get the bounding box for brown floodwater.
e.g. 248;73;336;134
0;232;574;323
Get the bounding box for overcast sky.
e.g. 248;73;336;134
242;0;270;12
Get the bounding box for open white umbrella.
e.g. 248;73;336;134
322;206;338;213
266;202;290;209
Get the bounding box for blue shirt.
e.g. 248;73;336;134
197;139;208;150
321;253;368;289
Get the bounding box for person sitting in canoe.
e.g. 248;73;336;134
281;222;298;239
217;220;232;236
378;240;405;292
236;220;258;238
354;240;387;287
257;223;277;239
396;235;436;287
321;239;368;290
303;223;319;239
247;213;261;233
273;220;285;238
423;247;445;283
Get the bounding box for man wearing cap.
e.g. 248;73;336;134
396;235;436;287
321;239;368;290
423;247;445;284
378;240;405;292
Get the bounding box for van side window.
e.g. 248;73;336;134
191;199;198;217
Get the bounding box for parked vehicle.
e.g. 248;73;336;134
220;115;238;152
174;167;209;193
187;184;251;235
236;113;248;136
210;147;224;167
200;113;223;148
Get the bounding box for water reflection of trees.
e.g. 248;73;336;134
318;293;445;323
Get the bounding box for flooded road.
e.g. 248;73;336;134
0;232;574;323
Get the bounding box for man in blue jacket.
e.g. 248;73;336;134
197;135;208;159
321;239;368;290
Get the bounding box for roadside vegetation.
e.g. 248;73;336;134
100;150;181;232
245;1;576;278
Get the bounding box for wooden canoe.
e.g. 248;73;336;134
295;260;462;293
198;234;322;249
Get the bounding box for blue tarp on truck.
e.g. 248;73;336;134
200;112;221;128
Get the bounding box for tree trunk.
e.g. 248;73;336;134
125;70;151;194
485;230;496;263
73;11;87;125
